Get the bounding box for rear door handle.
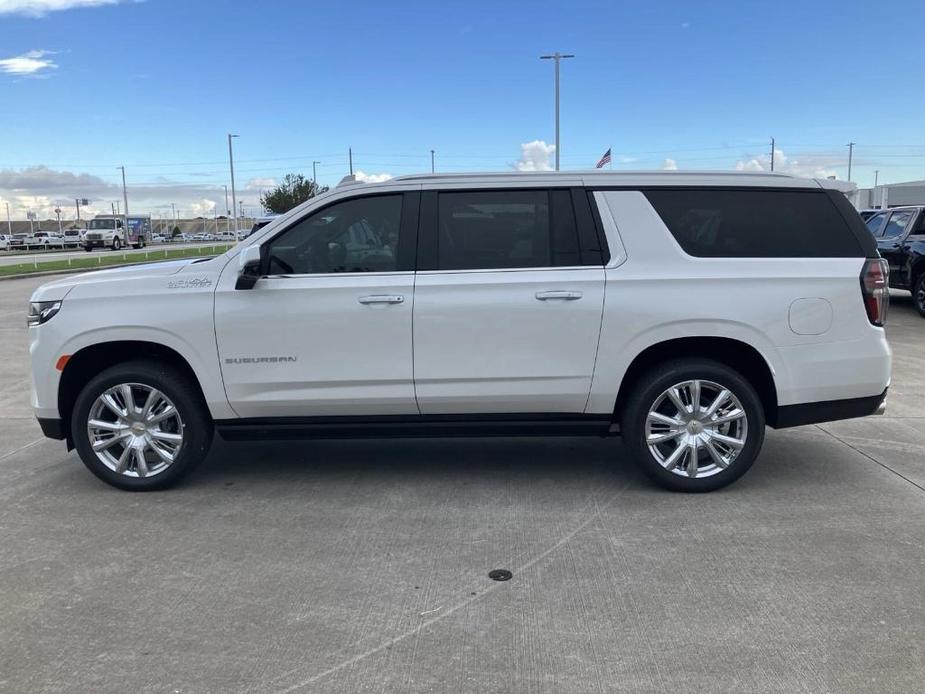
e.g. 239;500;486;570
358;294;404;305
535;290;583;301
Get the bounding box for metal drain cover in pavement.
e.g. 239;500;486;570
488;569;512;581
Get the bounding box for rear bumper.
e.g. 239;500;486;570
37;417;66;440
772;388;888;429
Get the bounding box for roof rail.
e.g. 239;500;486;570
336;174;364;188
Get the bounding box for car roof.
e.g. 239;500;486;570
337;170;836;191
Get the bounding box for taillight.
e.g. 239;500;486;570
860;258;889;326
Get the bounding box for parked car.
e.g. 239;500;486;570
218;231;237;243
28;171;890;492
43;233;67;249
63;229;86;247
0;233;11;251
9;233;27;250
152;234;166;244
864;205;925;316
25;231;53;249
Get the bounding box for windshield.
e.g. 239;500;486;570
89;219;116;230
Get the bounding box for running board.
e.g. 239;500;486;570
215;413;614;441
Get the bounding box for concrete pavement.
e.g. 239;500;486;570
0;275;923;693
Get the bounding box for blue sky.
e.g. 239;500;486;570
1;0;924;219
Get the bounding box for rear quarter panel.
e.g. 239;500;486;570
586;190;891;413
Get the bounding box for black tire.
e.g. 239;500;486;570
71;360;213;491
84;245;92;252
112;237;121;251
913;273;925;319
621;358;765;492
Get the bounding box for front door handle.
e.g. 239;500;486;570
535;290;583;301
358;294;404;305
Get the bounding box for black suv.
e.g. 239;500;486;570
865;206;925;316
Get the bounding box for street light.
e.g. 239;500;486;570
312;161;320;187
5;202;11;234
539;52;574;171
228;133;240;235
117;166;129;241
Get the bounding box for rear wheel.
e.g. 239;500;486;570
71;361;213;491
913;273;925;318
621;358;765;492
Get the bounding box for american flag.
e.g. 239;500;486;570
595;148;612;168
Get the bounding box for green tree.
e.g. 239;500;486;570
260;173;328;214
172;226;181;238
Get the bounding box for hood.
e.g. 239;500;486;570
30;257;208;302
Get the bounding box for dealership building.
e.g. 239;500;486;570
855;179;925;209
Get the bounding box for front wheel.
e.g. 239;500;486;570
621;358;765;492
913;274;925;318
111;237;121;251
71;361;213;490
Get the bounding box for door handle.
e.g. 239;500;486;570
535;290;583;301
358;294;404;305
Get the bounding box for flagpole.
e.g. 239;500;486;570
610;145;613;169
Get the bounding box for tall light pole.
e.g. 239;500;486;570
118;166;129;240
228;133;240;234
312;161;320;187
430;149;435;173
5;202;11;234
223;185;230;233
874;169;879;187
846;142;855;182
770;137;775;172
540;52;574;171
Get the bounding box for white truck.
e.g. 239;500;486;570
84;215;151;251
28;171;891;492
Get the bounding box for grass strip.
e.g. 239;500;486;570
0;244;233;278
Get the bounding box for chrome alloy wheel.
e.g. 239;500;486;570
87;383;184;478
645;379;748;479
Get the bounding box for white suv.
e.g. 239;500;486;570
28;171;891;492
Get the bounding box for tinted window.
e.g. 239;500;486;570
644;189;863;258
436;190;579;270
914;211;925;235
865;212;889;237
881;210;914;239
266;195;402;274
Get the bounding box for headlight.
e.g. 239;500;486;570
27;301;62;327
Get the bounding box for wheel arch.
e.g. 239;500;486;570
58;340;209;445
613;336;779;426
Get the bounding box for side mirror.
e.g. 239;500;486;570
235;244;263;290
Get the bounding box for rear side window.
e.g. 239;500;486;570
644;189;864;258
435;190;579;270
881;210;914;240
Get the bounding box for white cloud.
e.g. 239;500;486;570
734;148;837;179
353;170;392;183
618;155;638;164
189;199;216;217
246;177;276;190
0;49;57;76
0;0;124;17
514;140;555;171
662;158;678;170
0;165;266;220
